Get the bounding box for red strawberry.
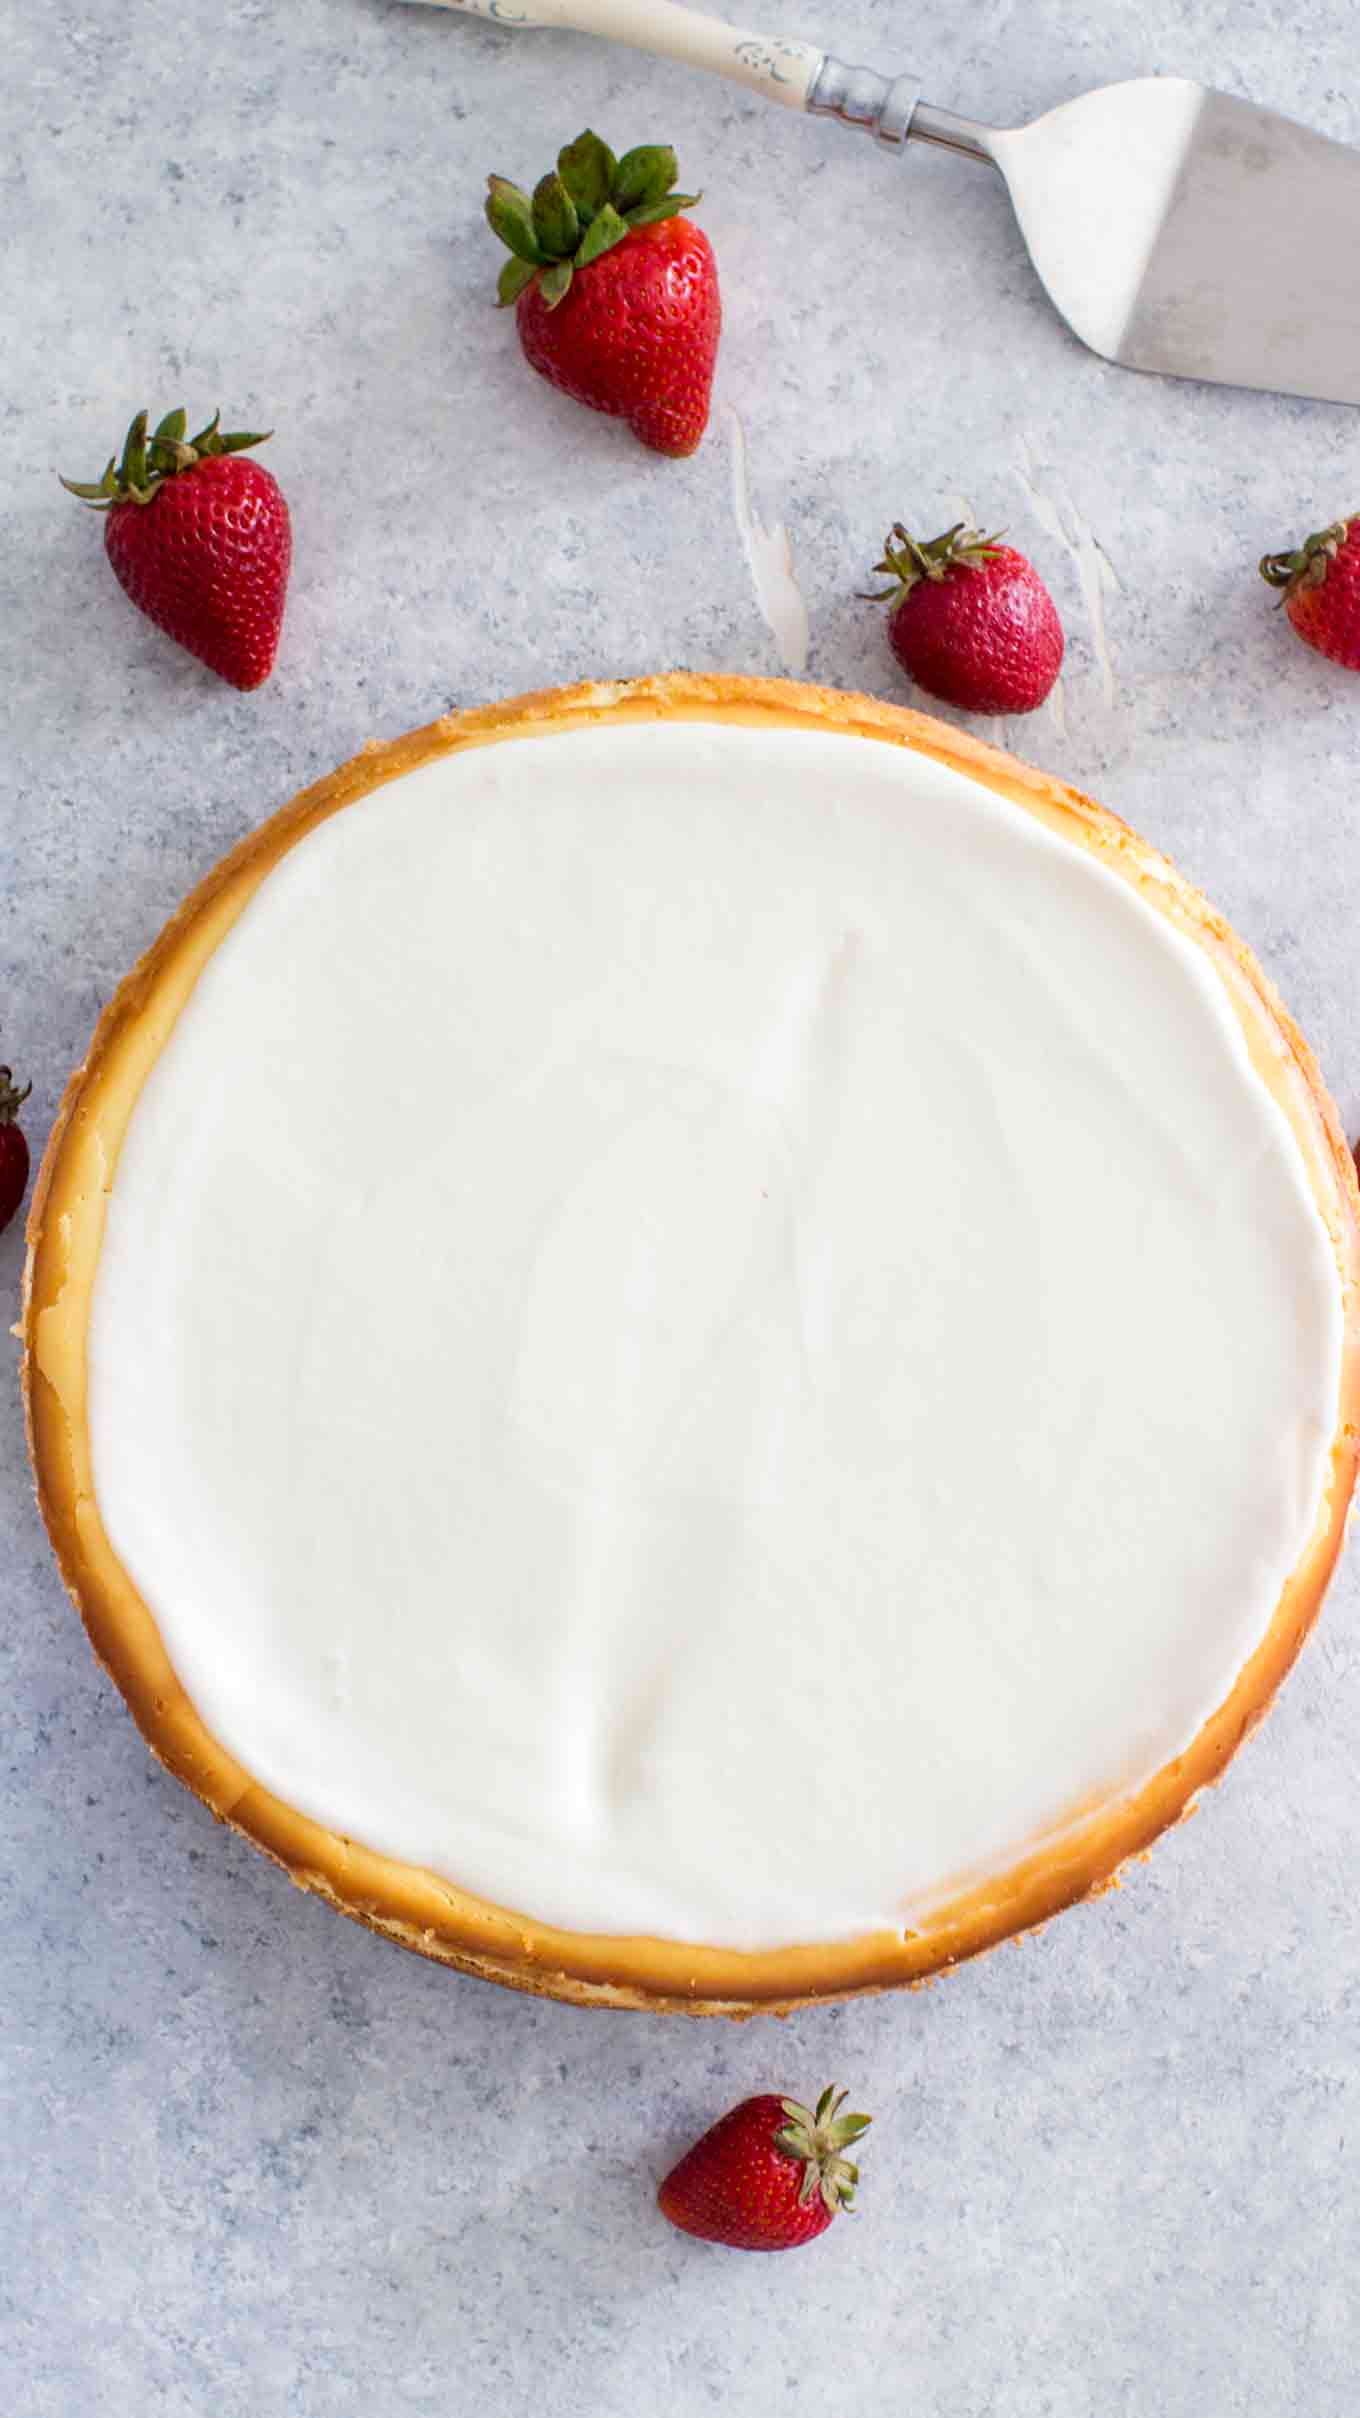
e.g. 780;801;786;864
487;130;720;457
63;408;291;689
657;2086;871;2253
0;1067;32;1237
867;520;1064;714
1260;514;1360;669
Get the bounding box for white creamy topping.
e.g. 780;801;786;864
87;719;1342;1949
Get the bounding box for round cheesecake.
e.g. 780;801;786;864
23;675;1360;2012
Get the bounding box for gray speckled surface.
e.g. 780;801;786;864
4;1;1360;2409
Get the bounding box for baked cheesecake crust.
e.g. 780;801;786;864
23;673;1360;2013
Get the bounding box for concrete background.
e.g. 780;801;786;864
3;1;1358;2409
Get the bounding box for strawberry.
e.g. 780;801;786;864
486;129;720;457
1260;514;1360;669
867;520;1064;714
63;409;291;689
657;2086;871;2253
0;1066;32;1237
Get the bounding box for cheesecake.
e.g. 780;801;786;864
23;675;1360;2012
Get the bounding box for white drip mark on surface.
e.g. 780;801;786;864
726;407;810;676
1014;434;1122;710
327;1644;352;1709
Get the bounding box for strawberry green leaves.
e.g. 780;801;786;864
863;521;1006;606
613;145;699;228
772;2088;873;2218
61;409;271;509
623;192;700;230
557;129;617;220
485;175;543;265
496;255;537;307
532;172;579;259
613;144;676;212
575;204;629;269
485;126;702;311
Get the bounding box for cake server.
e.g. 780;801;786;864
408;0;1360;405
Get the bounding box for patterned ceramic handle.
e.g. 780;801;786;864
422;0;823;112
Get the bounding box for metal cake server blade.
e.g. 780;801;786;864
411;0;1360;405
983;79;1360;404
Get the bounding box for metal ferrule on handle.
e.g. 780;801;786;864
807;54;921;148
